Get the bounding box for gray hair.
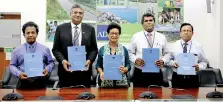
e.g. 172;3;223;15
70;4;84;13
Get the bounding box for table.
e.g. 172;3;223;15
0;87;222;101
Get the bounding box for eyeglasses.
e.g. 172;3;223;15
109;33;119;36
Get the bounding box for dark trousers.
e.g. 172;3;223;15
171;72;199;88
132;68;163;87
17;76;47;89
59;71;91;87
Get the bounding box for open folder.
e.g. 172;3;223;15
142;48;160;73
103;55;122;80
68;46;86;71
24;53;44;78
176;53;196;75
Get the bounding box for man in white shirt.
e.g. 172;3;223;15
162;23;208;88
171;9;180;24
128;13;168;87
51;21;57;34
48;21;57;39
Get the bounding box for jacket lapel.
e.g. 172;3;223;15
81;23;86;46
67;23;73;46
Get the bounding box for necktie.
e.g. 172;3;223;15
148;33;153;47
73;25;79;46
183;43;188;53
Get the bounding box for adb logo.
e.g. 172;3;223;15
97;25;109;41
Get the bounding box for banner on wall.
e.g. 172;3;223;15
46;0;184;43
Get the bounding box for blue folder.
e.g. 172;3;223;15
24;53;44;78
142;48;160;73
103;55;122;80
176;53;196;75
68;46;86;71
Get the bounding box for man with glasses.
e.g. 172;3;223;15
160;23;208;88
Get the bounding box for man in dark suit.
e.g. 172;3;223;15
52;4;98;87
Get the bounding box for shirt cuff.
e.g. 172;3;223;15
132;57;137;64
168;60;176;67
198;63;205;69
162;58;168;65
45;66;52;73
16;70;22;78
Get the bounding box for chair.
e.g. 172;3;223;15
91;57;98;86
161;65;173;87
0;67;19;88
198;69;219;87
47;59;59;87
213;69;223;84
206;64;223;85
127;62;135;81
206;63;214;69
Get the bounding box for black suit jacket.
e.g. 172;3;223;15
52;22;98;75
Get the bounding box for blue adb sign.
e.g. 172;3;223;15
97;25;109;41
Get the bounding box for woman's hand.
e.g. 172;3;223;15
120;66;128;74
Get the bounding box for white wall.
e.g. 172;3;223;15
0;20;21;47
0;0;220;69
220;0;223;70
184;0;220;69
0;0;47;46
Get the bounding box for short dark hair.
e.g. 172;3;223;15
162;11;166;14
167;8;171;12
174;8;178;11
141;13;155;24
107;22;121;35
180;23;194;32
22;21;39;35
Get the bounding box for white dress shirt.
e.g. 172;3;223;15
71;22;82;45
163;39;208;72
128;30;168;68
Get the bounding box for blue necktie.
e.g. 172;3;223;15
183;43;188;53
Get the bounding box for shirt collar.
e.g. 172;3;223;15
181;39;192;45
144;30;154;36
71;22;81;29
25;42;37;48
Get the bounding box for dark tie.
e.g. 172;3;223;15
183;43;188;53
73;25;79;46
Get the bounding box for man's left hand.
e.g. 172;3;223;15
193;64;199;71
82;60;91;71
43;69;48;76
155;59;164;68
